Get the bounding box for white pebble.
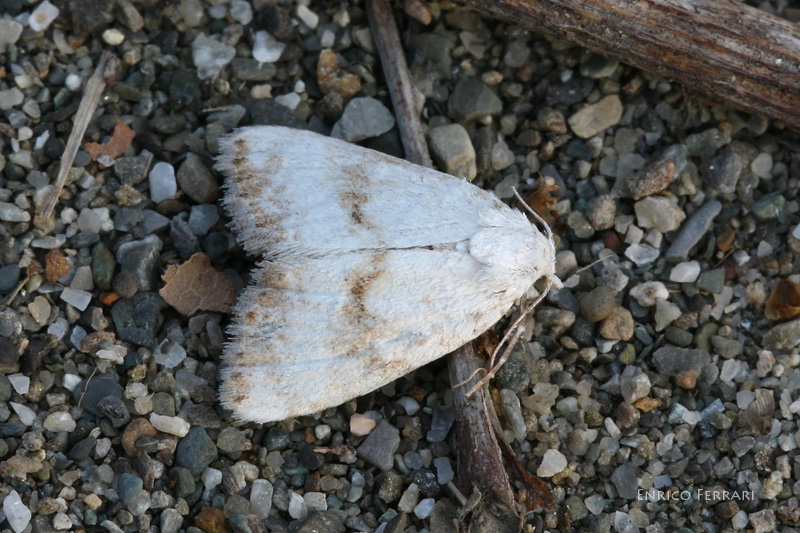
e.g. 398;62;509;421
11;402;36;426
536;449;567;477
2;490;32;533
8;373;30;394
654;299;681;331
149;413;190;437
628;281;668;306
296;4;319;29
304;492;327;512
250;479;273;519
102;28;125;46
275;92;301;110
28;0;60;31
288;491;307;519
149;162;177;203
0;202;30;222
229;0;253;24
670;260;701;283
53;511;72;530
154;340;187;368
47;318;69;340
65;73;82;91
202;468;223;490
414;498;436;519
350;413;376;436
44;411;77;432
252;30;285;63
60;288;92;311
62;374;82;392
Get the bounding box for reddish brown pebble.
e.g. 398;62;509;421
194;506;231;533
98;291;120;306
635;397;660;412
625;158;676;200
765;278;800;321
121;418;157;457
602;230;623;254
44;249;71;284
675;368;697;389
408;386;427;402
716;228;736;252
317;49;362;101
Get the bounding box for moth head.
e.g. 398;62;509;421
512;187;562;292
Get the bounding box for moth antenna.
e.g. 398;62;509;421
466;275;554;397
513;187;553;243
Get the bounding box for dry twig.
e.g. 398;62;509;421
35;51;118;233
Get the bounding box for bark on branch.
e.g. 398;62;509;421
457;0;800;129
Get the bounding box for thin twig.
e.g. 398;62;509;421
36;52;117;232
77;366;99;408
365;0;431;168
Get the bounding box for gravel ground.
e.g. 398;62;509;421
1;1;800;532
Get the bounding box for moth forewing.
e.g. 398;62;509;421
217;126;558;423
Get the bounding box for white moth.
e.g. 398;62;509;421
216;126;559;423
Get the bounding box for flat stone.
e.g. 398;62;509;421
331;97;395;142
429;124;477;180
568;95;623;138
448;78;502;121
357;420;400;471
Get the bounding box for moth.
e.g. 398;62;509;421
216;126;559;423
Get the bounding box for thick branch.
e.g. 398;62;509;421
458;0;800;129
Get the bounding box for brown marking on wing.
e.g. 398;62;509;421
341;251;388;356
227;369;249;405
338;160;374;231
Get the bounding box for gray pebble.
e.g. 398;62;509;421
701;151;742;195
116;473;143;504
114;151;153;187
585;195;616;230
170;216;201;260
428;124;477;180
652;346;711;376
217;427;250;454
0;264;20;293
696;268;725;294
97;395;131;428
580;286;616;323
357;420;400;471
177;154;220;204
611;462;638;499
711;335;743;359
579;54;619;78
331;97;396;142
448;78;502;121
112;271;140;299
231;57;276;82
665;199;721;263
176;427;218;476
117;237;162;292
75;374;124;416
111;292;164;346
427;406;455;443
763;318;800;353
160;509;183;533
752;191;785;219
